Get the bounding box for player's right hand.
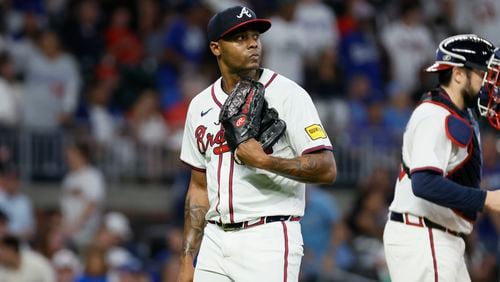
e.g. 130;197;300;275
235;138;270;168
484;190;500;212
177;258;195;282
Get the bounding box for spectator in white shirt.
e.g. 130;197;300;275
0;52;22;128
22;30;81;130
87;81;122;145
0;236;55;282
381;1;434;94
261;0;307;85
295;0;339;60
454;0;500;45
61;142;105;249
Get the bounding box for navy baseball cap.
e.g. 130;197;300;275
207;6;271;42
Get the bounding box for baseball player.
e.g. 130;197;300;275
178;6;337;282
383;34;500;282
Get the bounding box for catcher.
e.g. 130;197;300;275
178;6;336;282
383;34;500;281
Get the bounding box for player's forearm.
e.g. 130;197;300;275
261;150;336;184
411;170;486;211
181;188;209;260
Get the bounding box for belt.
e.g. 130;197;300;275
208;215;301;232
390;212;465;239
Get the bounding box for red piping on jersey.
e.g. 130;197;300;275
265;72;278;88
410;166;444;176
445;128;476;225
215;150;223;218
229;154;235;223
281;221;289;282
421;99;477;223
301;145;333;155
398;165;406;181
211;84;223;109
427;228;439;282
211;72;278;110
211;71;278;222
421;100;461;117
446;143;473;177
181;161;206;172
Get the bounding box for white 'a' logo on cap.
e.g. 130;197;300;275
236;7;252;19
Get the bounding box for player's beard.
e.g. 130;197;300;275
461;75;479;109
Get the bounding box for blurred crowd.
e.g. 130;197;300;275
0;0;498;281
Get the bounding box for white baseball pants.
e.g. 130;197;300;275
194;220;303;282
383;219;470;282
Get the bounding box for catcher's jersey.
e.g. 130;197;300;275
180;68;333;224
389;99;480;234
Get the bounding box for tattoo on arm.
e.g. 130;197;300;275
182;195;209;258
266;151;335;184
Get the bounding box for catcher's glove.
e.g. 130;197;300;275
219;78;266;152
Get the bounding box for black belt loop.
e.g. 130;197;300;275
208;215;301;232
390;211;465;239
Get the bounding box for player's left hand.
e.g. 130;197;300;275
235;138;270;168
219;78;266;151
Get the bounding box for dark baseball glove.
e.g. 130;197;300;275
258;100;286;151
219;78;266;152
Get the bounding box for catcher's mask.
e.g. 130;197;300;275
426;34;500;130
478;48;500;130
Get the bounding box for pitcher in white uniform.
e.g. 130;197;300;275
177;6;337;282
384;34;500;282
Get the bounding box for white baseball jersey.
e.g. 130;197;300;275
180;68;333;224
384;94;480;282
389;101;477;234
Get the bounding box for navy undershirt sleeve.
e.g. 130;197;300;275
411;170;487;212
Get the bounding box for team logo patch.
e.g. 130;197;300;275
305;124;326;140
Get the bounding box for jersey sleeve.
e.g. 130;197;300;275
282;89;333;155
180;102;206;171
408;115;451;174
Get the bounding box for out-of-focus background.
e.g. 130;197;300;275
0;0;498;281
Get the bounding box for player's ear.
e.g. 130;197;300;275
210;41;221;56
452;67;466;85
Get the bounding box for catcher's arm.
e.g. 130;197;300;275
236;139;336;184
178;169;209;282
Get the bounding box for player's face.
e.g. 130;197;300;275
462;68;485;108
213;29;262;72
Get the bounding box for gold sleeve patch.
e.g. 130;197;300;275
305;124;327;140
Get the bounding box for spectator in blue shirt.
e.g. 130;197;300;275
156;3;207;112
339;5;385;100
300;185;340;281
0;164;35;241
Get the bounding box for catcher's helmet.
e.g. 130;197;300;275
425;34;494;72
